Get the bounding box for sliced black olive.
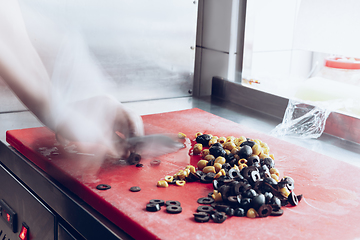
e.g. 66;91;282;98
241;166;258;180
225;153;237;166
225;153;236;162
213;179;220;190
222;162;232;171
270;196;281;209
297;194;303;202
247;155;260;166
238;145;253;159
258;204;272;217
262;177;278;192
136;163;143;167
243;188;257;199
165;200;181;206
227;196;238;205
196;170;205;178
240;140;256;148
218;185;231;201
228;168;242;179
211;202;221;208
253;179;263;192
197;205;214;213
222;177;234;184
251;194;265;210
212;142;222;148
146;203;161;212
206;159;215;166
194;212;210;222
197;197;215;205
243;183;252;191
194;212;209;218
149;199;165;206
259;164;270;172
233;181;243;195
288;192;299;206
234;207;245;217
96;184;111;190
215;204;229;213
236;195;242;204
281;199;289;206
196;134;212;146
233;181;251;195
150;159;161;166
226;208;235;216
186;172;201;182
166;205;182;214
250;170;261;184
285;176;295;191
261;157;275;169
127;152;142;165
252;162;261;168
264;192;274;203
200;174;213;184
129;186;141;192
270;208;283;216
239;198;252;210
259;165;270;178
211;211;227;223
216;175;227;182
167;178;177;184
228;181;239;195
209;145;226;158
205;172;216;181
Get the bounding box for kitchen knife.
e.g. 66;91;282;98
126;134;184;159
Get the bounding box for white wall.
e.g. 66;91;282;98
243;0;312;86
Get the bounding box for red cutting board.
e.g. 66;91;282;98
6;108;360;240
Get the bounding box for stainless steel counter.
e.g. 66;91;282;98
1;96;360;168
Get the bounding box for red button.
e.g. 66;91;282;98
19;223;29;240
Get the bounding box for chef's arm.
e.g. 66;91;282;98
0;1;144;158
0;0;56;130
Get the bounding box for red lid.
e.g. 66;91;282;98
325;56;360;69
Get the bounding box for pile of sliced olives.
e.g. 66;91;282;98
154;132;303;223
191;133;303;222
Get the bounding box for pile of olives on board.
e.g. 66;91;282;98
155;132;302;223
192;133;302;222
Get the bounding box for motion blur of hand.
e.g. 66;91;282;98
55;95;144;159
0;1;145;162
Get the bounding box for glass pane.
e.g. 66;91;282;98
242;0;360;118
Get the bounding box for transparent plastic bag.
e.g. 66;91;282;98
270;99;332;139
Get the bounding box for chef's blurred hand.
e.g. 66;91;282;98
0;1;144;159
55;95;144;159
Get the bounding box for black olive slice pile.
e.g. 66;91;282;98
188;133;303;223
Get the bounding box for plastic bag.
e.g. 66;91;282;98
270;99;332;139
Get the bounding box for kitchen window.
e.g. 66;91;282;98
240;0;360;118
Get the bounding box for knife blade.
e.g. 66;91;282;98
126;134;184;159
